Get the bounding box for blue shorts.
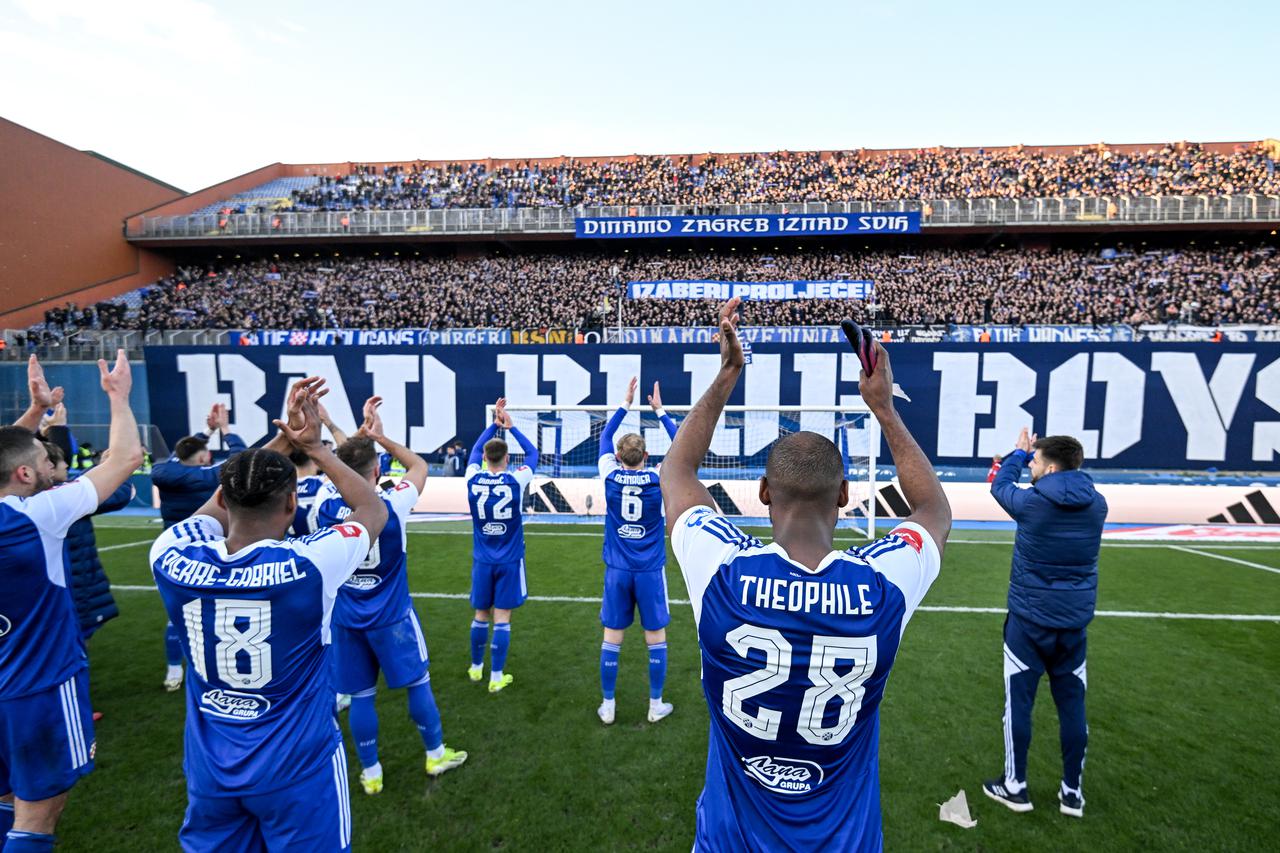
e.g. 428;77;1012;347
181;738;351;852
471;559;527;611
0;670;94;801
601;567;670;631
331;608;430;693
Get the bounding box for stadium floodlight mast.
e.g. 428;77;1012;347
485;403;880;538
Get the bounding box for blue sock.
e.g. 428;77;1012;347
648;642;668;701
4;831;56;852
490;623;511;674
164;621;182;666
470;620;489;668
348;690;380;769
600;642;621;700
0;800;14;841
406;678;444;752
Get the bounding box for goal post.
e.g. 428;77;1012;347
482;404;879;538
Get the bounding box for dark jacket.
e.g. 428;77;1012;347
151;432;245;527
990;448;1108;629
67;478;135;639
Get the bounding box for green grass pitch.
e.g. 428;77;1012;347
62;519;1280;851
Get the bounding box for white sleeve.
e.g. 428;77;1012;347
511;465;534;490
670;505;752;624
149;514;225;566
865;521;941;628
386;480;419;519
291;522;371;597
597;454;619;479
466;463;482;479
24;478;103;541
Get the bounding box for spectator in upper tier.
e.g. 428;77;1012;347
149;403;245;693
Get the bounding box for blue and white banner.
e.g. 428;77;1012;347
576;212;920;239
613;327;852;344
145;343;1280;470
949;325;1137;343
628;280;874;301
232;329;511;346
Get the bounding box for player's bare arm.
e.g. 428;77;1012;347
83;349;145;504
362;395;428;492
662;297;745;534
858;340;952;556
13;354;65;432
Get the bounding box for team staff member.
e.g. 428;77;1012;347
983;428;1107;819
150;404;245;691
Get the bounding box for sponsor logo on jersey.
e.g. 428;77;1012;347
741;755;824;795
0;614;11;638
200;689;271;720
333;524;364;539
892;527;924;553
618;523;646;539
344;573;382;590
482;522;508;536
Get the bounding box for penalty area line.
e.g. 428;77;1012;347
108;585;1280;622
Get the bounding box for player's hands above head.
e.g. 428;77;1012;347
858;341;895;414
1015;427;1036;453
717;297;745;372
624;376;637;408
495;408;513;429
493;397;507;426
648;381;663;411
360;396;385;439
205;405;219;432
29;354;65;410
275;377;327;452
96;349;131;401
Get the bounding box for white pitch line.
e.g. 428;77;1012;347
1167;545;1280;575
97;539;153;552
108;585;1279;622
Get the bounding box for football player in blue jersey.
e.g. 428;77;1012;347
661;300;953;852
465;398;539;693
595;377;679;726
313;396;467;795
289;399;347;538
149;377;388;853
1;352;144;852
152;402;247;692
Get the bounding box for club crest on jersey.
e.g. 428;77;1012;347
200;689;271;720
0;614;11;638
618;524;645;539
892;527;924;553
344;573;382;590
482;522;507;536
741;755;824;794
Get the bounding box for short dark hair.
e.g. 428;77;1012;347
1033;435;1084;471
43;441;66;468
219;448;296;510
484;438;508;465
174;435;209;462
0;426;41;482
336;437;379;478
764;432;845;504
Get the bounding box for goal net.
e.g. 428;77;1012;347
485;404;879;538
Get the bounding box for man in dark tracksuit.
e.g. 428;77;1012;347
983;430;1107;819
149;404;245;691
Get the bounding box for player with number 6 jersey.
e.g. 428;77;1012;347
595;377;679;726
149;377;388;852
661;301;952;851
465;398;539;693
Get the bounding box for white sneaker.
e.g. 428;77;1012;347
647;700;674;723
597;700;616;725
164;665;183;692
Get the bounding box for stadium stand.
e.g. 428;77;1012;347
206;143;1280;212
28;244;1278;334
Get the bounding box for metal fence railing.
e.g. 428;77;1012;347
126;194;1280;240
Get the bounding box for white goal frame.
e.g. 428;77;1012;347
485;403;879;538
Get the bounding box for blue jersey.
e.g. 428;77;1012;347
291;474;326;536
0;478;99;699
150;515;370;798
152;432;246;528
467;464;534;565
313;480;419;630
597;405;678;572
672;507;940;852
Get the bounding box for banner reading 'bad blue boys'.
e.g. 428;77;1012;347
628;281;874;301
575;212;920;239
145;343;1280;471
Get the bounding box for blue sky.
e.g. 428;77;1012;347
1;0;1275;190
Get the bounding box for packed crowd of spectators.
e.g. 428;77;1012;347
277;143;1280;211
41;243;1273;334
